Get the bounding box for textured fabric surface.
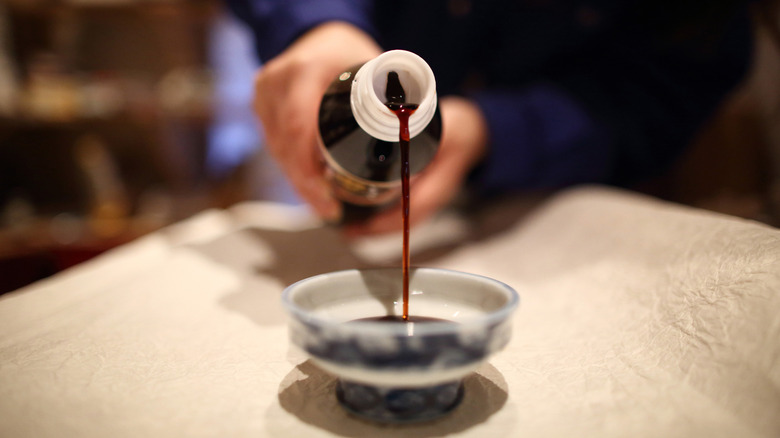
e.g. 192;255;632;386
1;186;778;437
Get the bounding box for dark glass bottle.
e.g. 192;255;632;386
317;50;442;223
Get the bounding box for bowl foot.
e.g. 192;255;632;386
336;379;464;423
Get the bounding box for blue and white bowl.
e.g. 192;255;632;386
282;267;519;423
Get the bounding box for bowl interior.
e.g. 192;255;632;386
284;268;518;329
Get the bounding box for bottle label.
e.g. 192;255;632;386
320;145;400;206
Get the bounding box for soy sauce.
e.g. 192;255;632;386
351;315;453;324
385;71;417;321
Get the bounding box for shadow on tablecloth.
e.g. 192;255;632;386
190;194;546;328
271;360;511;437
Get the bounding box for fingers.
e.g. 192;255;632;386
257;66;341;220
252;22;381;222
253;54;335;219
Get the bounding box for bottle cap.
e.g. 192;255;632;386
351;50;437;142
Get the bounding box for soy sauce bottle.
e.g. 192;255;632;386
318;50;442;223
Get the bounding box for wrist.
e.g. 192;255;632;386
293;21;382;61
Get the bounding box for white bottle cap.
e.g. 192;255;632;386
350;50;437;142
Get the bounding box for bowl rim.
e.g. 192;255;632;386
281;267;520;336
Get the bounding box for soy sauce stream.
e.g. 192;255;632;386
385;71;418;321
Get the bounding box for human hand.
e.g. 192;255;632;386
253;22;382;221
344;96;489;237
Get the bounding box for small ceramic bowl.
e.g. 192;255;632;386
282;267;519;423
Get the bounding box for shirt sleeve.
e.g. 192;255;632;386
468;4;752;193
471;85;614;192
225;0;377;62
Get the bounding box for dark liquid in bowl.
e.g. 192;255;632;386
352;315;453;324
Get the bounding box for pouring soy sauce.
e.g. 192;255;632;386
385;71;416;322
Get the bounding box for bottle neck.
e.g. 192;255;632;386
350;50;437;142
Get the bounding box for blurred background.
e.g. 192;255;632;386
0;0;300;293
0;0;778;294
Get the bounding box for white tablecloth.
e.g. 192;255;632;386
1;186;779;437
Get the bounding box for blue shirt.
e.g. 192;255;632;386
226;0;752;193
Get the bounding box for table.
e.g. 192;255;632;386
1;186;779;437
